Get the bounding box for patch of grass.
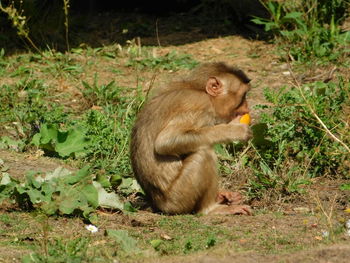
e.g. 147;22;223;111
0;79;69;144
77;77;145;180
127;49;199;71
242;78;350;199
22;237;93;263
151;216;229;255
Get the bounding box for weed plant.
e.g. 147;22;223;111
253;0;350;62
244;79;350;198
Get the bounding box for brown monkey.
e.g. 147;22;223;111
130;62;252;215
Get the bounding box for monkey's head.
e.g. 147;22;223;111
204;65;251;123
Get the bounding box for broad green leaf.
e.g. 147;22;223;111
0;173;12;185
119;178;143;195
93;181;123;210
27;188;46;204
41;201;58;215
63;166;90;185
251;123;273;147
15;185;28;194
25;174;42;189
81;184;98;208
40;183;54;201
37;124;58;145
81;205;95;219
30;133;42;147
59;192;82;214
43;166;72;181
0;174;16;203
106;229;140;253
55;127;90;157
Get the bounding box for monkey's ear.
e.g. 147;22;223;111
205;77;223;97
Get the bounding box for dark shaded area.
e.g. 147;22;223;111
0;0;270;53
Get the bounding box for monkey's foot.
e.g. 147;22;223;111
216;190;243;205
210;204;252;215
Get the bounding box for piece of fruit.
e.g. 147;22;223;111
239;113;251;125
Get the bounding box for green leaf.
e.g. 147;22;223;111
0;173;16;203
119;178;143;195
41;201;58;215
96;174;111;188
214;144;230;159
26;189;40;204
31;124;90;158
63;166;90;185
81;205;95;220
43;166;72;181
0;173;12;185
31;133;42;147
252;123;273;147
106;229;140;253
81;184;98;208
55;127;90;157
150;239;162;249
110;174;122;187
25;174;42;189
123;201;137;212
59;190;82;214
37;124;58;145
283;12;303;20
93;181;123;210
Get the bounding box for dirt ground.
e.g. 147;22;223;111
1;10;350;262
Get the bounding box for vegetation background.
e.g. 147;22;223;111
0;0;349;262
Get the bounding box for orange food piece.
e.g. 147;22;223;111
239;113;251;125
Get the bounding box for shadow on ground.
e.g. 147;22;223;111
0;0;270;53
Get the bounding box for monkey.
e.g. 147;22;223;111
130;62;253;215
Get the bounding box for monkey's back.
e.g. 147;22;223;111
130;88;212;198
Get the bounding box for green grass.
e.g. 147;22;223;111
0;211;339;262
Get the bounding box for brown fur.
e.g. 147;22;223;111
130;62;252;215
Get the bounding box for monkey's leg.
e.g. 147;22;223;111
155;149;252;215
154;149;219;214
188;151;252;215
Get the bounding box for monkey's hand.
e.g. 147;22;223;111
227;122;252;142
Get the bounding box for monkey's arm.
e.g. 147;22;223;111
154;122;249;156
